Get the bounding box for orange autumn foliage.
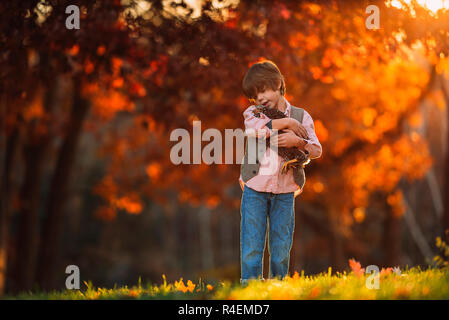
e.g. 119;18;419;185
348;258;365;277
174;278;196;293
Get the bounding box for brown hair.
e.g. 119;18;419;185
242;60;285;104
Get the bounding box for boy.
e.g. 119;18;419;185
239;60;322;284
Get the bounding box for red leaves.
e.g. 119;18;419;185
348;258;365;277
223;9;239;29
276;3;291;20
349;259;396;278
130;82;146;97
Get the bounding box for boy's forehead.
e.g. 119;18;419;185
255;84;274;94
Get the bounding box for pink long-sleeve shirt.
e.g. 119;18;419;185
239;97;322;197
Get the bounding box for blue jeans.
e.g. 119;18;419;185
240;186;295;283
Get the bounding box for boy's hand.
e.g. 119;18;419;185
273;130;305;148
288;118;308;139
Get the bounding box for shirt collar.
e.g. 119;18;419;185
283;96;291;117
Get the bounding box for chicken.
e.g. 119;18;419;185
252;105;311;174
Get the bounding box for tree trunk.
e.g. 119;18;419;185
402;191;434;261
219;209;233;265
382;198;402;267
164;198;177;275
441;73;449;236
36;76;90;290
0;97;22;295
11;85;56;293
11;142;49;292
198;206;214;271
328;209;345;271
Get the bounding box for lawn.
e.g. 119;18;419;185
4;237;449;300
3;265;449;300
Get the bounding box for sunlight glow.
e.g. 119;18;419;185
386;0;449;15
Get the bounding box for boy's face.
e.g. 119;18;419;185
254;83;282;110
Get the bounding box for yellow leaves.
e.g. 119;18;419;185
375;112;398;133
320;75;334;84
387;190;405;217
289;32;320;51
408;111;422;127
305;34;320;51
292;271;301;281
309;66;322;79
425;38;437;50
312;181;324;193
333;137;351;156
331;87;347;100
343;131;433;210
308;286;321;299
353;207;365;223
435;236;443;247
352;16;365;29
174;278;196;293
436;56;449;75
426;90;446;110
410;131;420;143
362;129;379;143
380;267;393;278
288;32;302;49
174;279;188;293
60;267;448;299
302;3;321;15
394;285;412;299
321;48;344;68
377;142;393;161
198;57;210;66
321;52;333;68
361;107;377;127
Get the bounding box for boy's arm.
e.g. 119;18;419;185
271;118;308;139
299;111;322;159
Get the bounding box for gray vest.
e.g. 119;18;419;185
240;105;306;190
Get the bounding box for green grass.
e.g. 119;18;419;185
3;266;449;300
4;237;449;300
